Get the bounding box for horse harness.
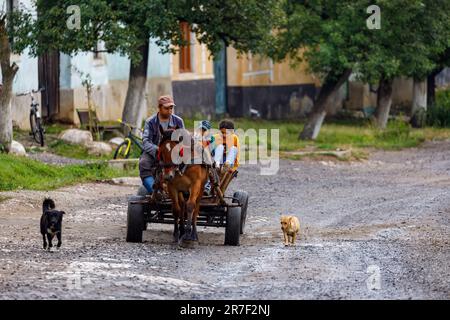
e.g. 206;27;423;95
157;136;214;177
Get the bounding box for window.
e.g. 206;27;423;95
179;22;192;73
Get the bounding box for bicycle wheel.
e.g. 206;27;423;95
114;140;131;159
36;118;45;147
30;112;45;146
29;112;37;140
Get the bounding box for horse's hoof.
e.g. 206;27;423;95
180;240;197;249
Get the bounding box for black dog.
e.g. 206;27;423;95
40;198;65;250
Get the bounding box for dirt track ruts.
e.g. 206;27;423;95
0;140;449;299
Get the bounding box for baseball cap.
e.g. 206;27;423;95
158;95;176;108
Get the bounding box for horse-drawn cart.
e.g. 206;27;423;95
126;168;249;246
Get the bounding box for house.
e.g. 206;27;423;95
170;22;320;120
5;4;450;130
10;19;322;129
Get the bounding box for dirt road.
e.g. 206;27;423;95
1;140;449;299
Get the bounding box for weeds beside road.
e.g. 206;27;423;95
185;118;450;152
6;117;450;192
0;154;137;192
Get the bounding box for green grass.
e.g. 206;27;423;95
0;153;137;191
48;140;115;160
44;123;72;135
185;118;450;152
427;89;450;128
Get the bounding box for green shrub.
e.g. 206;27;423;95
375;119;411;142
427;89;450;127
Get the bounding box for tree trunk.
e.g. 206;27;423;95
410;78;427;128
374;78;393;129
299;69;352;140
121;39;149;133
0;16;18;153
412;79;427;115
427;68;442;108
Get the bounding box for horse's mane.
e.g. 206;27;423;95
160;128;192;144
160;129;176;143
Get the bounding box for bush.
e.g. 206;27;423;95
427;89;450;127
375;119;411;142
411;107;427;128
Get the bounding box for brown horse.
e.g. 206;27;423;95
157;126;210;246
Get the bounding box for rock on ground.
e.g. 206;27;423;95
10;140;27;156
59;129;93;146
86;141;113;156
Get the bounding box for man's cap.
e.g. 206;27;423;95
158;95;176;108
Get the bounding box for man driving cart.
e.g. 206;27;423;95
139;95;185;194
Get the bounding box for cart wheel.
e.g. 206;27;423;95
232;191;249;235
135;187;149;230
126;196;145;243
225;207;241;246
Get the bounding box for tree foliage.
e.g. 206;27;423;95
269;0;450;136
32;0;281;63
0;6;34;153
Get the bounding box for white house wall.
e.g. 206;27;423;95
59;40;172;126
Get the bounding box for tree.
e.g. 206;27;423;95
0;6;33;153
406;1;449;127
357;0;450;129
269;0;367;140
427;48;450;107
270;0;450;137
32;0;281;131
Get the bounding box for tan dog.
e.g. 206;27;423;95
280;215;300;246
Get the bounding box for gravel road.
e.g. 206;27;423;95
28;152;87;165
0;140;449;299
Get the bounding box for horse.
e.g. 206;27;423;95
157;126;211;246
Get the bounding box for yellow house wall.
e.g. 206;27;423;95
226;48;319;87
170;35;318;89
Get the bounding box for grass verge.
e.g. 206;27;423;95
0;153;138;192
48;140;115;160
185;118;450;153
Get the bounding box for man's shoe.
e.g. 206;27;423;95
203;182;212;196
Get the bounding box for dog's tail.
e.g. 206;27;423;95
43;198;56;214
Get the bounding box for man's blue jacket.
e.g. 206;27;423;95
142;113;185;158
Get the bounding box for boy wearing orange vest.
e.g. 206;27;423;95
212;120;240;172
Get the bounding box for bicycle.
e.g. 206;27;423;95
17;87;46;147
113;119;144;159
